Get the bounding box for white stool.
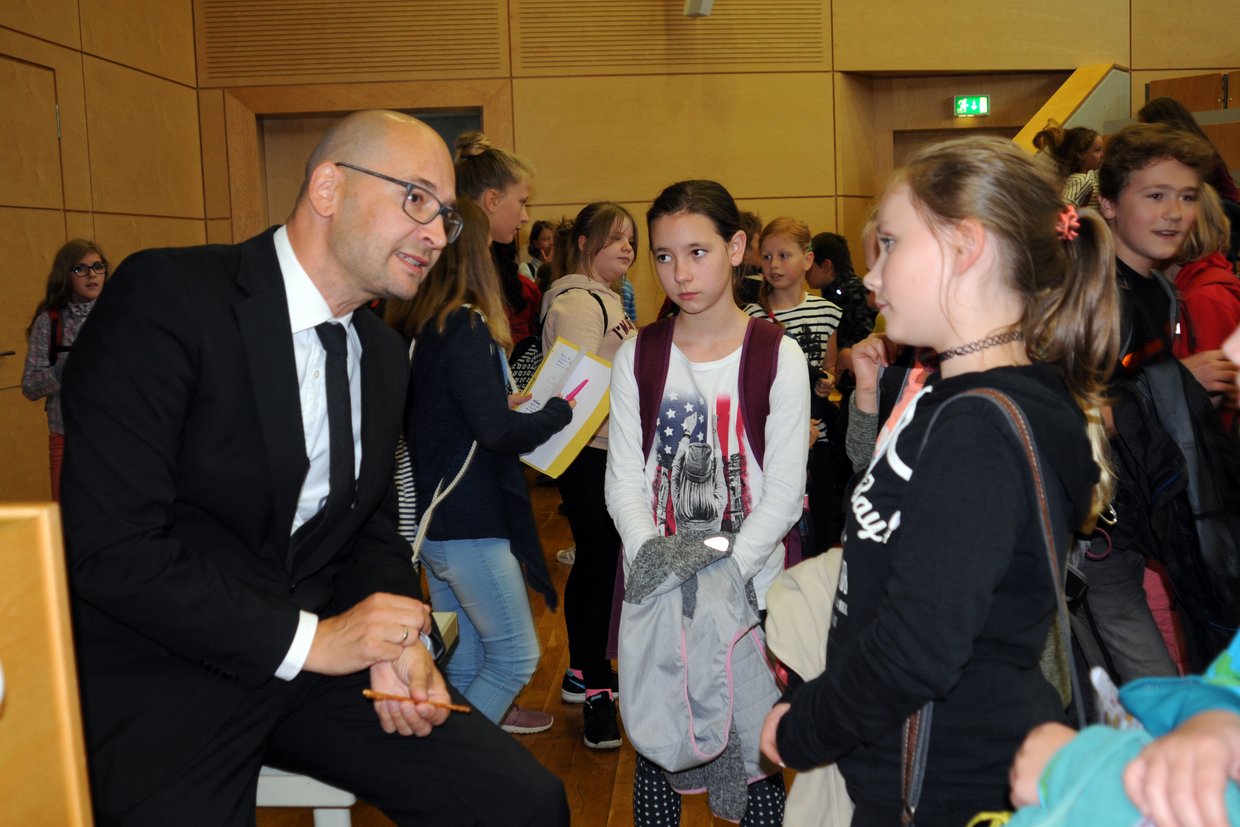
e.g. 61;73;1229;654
254;611;458;826
256;766;354;826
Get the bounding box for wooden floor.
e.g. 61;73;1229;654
258;471;735;826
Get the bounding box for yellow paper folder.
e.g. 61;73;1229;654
517;337;612;478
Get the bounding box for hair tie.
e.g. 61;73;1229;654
1056;204;1081;242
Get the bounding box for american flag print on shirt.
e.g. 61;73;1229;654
649;389;753;538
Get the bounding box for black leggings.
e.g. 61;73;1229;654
633;754;785;826
556;446;622;689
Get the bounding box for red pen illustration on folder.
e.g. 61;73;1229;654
564;379;589;402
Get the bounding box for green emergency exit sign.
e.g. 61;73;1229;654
953;95;991;117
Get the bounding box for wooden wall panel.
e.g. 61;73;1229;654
837;196;878;265
199;89;231;220
0;391;53;501
81;0;197;86
0;0;80;50
835;73;877;197
0;208;67;393
513;74;834;207
834;0;1127;72
1132;0;1240;70
0;57;61;211
65;212;96;243
194;0;508;87
92;215;207;269
207;218;233;245
511;0;829;76
84;58;204;219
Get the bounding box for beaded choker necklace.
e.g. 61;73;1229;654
934;330;1023;363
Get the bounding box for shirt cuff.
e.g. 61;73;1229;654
275;610;318;681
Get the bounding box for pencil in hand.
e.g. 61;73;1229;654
362;688;472;714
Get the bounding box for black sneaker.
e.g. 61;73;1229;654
562;669;620;704
561;670;586;704
583;693;622;749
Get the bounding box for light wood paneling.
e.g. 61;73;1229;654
224;91;266;242
199;89;230;220
262;116;336;226
511;0;829;76
0;505;91;824
194;0;508;88
84;58;204;219
513;74;834;206
65;211;96;243
92;214;206;268
0;56;61;211
81;0;197;86
225;79;514;147
0;390;52;500
836;195;879;272
0;208;68;392
1146;73;1225;112
872;72;1067;186
0;0;80;49
0;29;91;213
834;73;877;197
834;0;1127;72
1132;0;1240;70
207;218;232;245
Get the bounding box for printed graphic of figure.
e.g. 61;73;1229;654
671;442;727;536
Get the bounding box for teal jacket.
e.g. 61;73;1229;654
1007;634;1240;826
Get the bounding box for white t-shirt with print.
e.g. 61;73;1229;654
605;334;810;607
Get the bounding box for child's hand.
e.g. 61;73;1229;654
1123;710;1240;827
849;334;893;415
508;392;532;409
760;703;791;768
1009;722;1077;807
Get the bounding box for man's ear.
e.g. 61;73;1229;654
305;161;341;218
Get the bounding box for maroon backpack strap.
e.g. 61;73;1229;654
636;316;677;458
738;317;783;468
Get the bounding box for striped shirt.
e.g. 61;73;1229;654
743;294;842;370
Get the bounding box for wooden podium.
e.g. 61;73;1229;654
0;504;93;825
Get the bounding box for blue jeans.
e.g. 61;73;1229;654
420;537;542;723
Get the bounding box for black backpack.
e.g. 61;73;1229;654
1110;309;1240;668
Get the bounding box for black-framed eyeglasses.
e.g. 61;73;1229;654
70;261;108;276
335;162;463;243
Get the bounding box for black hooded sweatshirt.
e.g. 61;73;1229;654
776;363;1097;821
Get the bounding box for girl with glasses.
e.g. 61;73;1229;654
23;238;108;499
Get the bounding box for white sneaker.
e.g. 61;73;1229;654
556;545;576;565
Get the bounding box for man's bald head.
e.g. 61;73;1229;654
297;110;444;202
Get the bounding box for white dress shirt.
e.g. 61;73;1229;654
272;225;364;680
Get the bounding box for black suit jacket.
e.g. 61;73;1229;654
61;229;417;811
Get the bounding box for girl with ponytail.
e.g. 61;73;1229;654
761;136;1119;827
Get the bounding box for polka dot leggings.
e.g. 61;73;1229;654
633;754;786;826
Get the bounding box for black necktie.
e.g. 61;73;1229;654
290;321;356;560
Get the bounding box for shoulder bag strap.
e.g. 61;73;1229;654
900;387;1085;825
